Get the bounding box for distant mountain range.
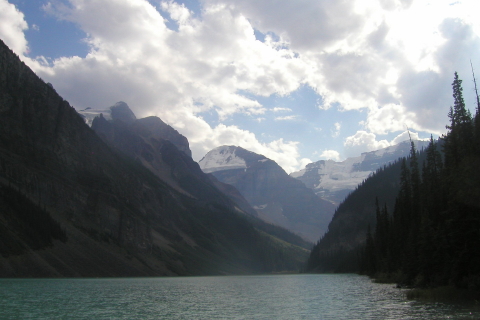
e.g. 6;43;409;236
197;141;428;243
0;39;308;277
0;36;436;277
290;140;430;206
199;146;335;243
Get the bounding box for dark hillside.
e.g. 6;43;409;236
0;39;306;277
308;71;480;292
357;73;480;289
307;147;429;273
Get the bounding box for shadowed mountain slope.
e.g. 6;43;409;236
199;146;335;242
0;39;307;277
90;102;312;250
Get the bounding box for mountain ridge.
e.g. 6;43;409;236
199;145;335;242
291;140;430;205
0;39;308;277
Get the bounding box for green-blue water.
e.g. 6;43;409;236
0;274;478;319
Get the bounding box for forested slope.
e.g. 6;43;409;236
308;72;480;291
360;72;480;289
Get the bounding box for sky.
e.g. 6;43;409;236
1;0;480;173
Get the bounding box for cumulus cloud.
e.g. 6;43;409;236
363;103;416;135
0;0;29;55
215;0;480;139
5;0;480;172
344;131;390;158
390;130;429;145
38;0;308;117
204;0;364;51
344;129;429;158
16;0;313;170
319;150;341;162
190;122;308;173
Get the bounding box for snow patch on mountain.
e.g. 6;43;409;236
199;146;247;173
372;143;401;157
291;140;430;205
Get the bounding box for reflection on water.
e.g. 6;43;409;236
0;274;479;319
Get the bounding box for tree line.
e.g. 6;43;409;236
360;72;480;289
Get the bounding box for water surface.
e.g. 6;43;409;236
1;274;478;319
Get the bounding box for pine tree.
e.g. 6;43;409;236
395;158;411;236
444;72;474;167
421;136;444;223
408;134;421;227
355;72;480;289
362;225;376;276
374;198;389;273
471;62;480;155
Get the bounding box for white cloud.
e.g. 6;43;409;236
213;0;480;139
190;122;305;173
390;130;429;145
10;0;313;171
204;0;364;51
5;0;480;171
272;107;292;112
319;150;341;162
344;130;390;158
161;0;191;26
332;122;341;138
275;115;297;121
363;103;416;135
299;157;313;170
163;116;304;173
344;128;429;159
0;0;29;55
36;0;307;119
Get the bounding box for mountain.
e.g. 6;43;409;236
0;39;308;277
89;102;192;158
89;108;312;249
199;146;335;243
89;103;217;198
306;145;431;273
290;140;430;206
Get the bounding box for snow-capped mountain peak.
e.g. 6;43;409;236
199;146;247;173
290;140;430;205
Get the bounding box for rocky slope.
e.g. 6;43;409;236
0;39;307;277
89;103;310;248
290;140;430;205
199;146;335;243
90;103;221;199
89;102;192;158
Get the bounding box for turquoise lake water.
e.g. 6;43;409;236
1;274;479;319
